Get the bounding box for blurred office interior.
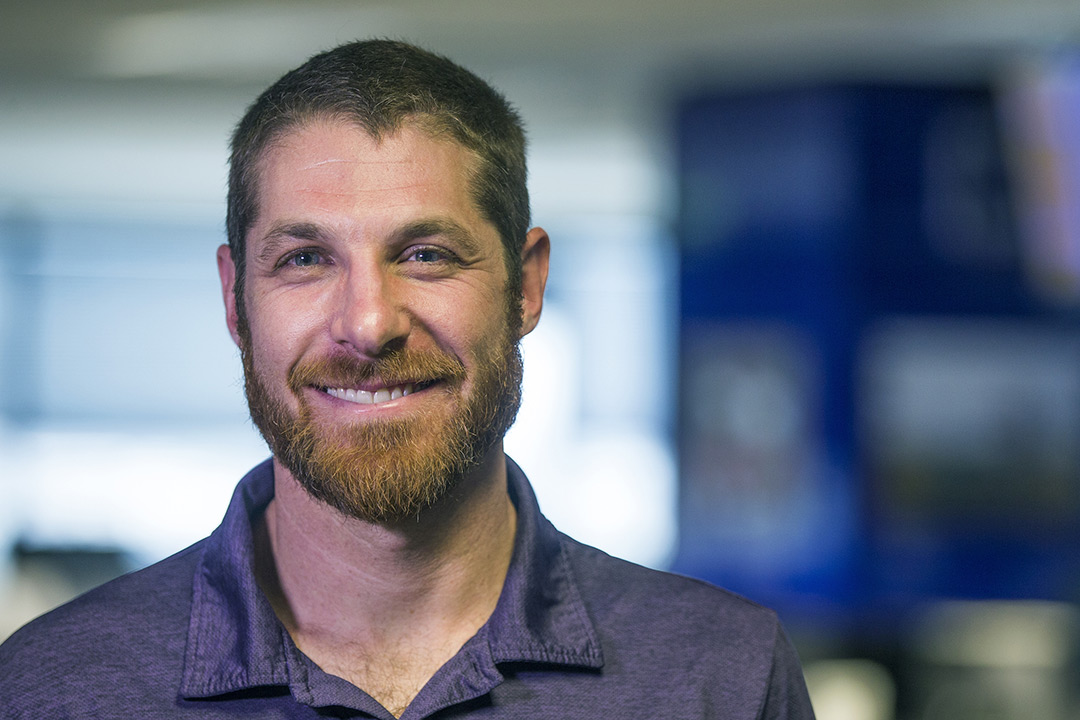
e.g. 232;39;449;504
4;1;1080;717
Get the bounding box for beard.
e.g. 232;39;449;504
238;309;524;524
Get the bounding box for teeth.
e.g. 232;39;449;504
326;383;417;405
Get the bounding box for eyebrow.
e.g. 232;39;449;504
254;222;327;266
389;219;484;257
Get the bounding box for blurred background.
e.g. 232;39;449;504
3;1;1080;717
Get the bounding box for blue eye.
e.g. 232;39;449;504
411;248;447;263
290;250;321;267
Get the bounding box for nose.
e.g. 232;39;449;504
330;266;411;357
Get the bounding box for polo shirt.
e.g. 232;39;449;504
0;458;815;718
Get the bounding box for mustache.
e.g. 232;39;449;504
287;348;467;393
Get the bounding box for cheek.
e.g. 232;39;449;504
418;275;510;333
244;297;326;368
453;309;514;369
420;296;494;347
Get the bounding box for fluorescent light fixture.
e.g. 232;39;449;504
95;5;403;80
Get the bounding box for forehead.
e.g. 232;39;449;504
254;118;479;206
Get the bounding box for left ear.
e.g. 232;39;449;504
518;226;550;337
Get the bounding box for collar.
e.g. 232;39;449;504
179;457;603;708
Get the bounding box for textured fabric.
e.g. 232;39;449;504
0;458;815;719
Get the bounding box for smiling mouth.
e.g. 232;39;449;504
321;379;438;405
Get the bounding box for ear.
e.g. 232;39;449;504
216;244;243;347
518;226;550;337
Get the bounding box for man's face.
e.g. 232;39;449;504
217;119;548;522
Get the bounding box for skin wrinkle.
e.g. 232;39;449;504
306;157;412;168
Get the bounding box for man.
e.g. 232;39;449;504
0;40;815;718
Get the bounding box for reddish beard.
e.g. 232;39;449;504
238;327;523;524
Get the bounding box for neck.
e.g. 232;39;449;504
253;446;517;712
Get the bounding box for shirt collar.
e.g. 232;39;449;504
179;457;602;702
484;458;602;667
179;459;290;698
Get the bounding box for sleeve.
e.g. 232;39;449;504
757;622;817;720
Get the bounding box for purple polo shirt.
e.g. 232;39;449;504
0;458;815;718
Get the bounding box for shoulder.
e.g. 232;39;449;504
0;540;205;712
558;535;814;718
562;534;780;641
